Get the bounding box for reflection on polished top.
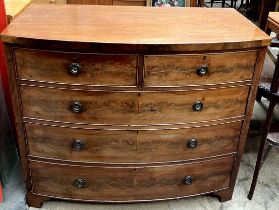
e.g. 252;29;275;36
0;4;271;48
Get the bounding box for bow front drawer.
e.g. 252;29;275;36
144;51;258;87
15;49;138;86
26;121;241;163
20;86;249;125
30;156;234;201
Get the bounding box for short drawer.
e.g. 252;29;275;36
20;86;249;125
26;122;241;163
15;49;138;86
144;51;258;86
30;156;234;201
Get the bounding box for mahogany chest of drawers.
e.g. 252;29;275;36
0;4;271;208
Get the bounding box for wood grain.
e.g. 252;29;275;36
68;0;146;6
15;49;138;86
0;4;271;48
23;116;245;131
20;86;249;125
138;86;250;125
4;45;32;191
26;121;241;163
144;51;258;86
211;187;234;202
229;48;268;189
20;86;138;125
32;0;66;4
26;192;49;208
0;4;270;206
30;156;234;201
113;0;146;6
26;125;138;163
67;0;113;4
136;121;241;163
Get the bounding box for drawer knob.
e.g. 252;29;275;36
71;101;83;113
72;139;85;151
69;63;81;76
197;65;208;76
74;178;86;188
192;101;203;111
187;139;198;149
183;176;193;185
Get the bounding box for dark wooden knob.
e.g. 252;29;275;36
183;176;193;185
192;101;203;111
187;139;198;149
68;63;81;76
71;101;82;113
72;139;85;151
74;178;86;188
197;65;208;76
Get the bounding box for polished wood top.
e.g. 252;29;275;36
4;0;32;23
0;4;271;49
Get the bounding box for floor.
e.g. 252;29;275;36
1;1;279;210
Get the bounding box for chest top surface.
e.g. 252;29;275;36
0;4;271;49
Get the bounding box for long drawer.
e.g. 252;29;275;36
26;121;242;163
30;156;234;201
144;51;258;86
20;86;249;125
15;49;138;86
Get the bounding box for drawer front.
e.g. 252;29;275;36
144;51;258;86
138;86;249;124
15;49;138;86
30;156;234;201
20;86;138;125
21;86;249;125
26;122;241;163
